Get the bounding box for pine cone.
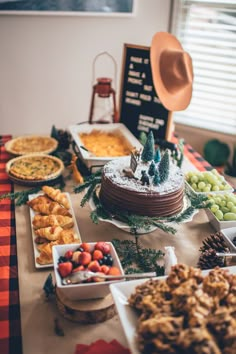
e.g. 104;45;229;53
198;248;225;270
199;232;229;253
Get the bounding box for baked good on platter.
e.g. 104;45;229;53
32;214;74;230
99;155;184;217
42;185;70;209
128;264;236;354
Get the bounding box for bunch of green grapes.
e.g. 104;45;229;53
207;193;236;221
185;169;232;193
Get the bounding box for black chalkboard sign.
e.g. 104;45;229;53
119;44;173;141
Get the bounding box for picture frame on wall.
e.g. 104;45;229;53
0;0;136;16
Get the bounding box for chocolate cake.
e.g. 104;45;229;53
99;156;185;217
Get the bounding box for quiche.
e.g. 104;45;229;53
5;135;58;155
6;154;64;181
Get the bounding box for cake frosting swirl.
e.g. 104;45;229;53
99;156;185;217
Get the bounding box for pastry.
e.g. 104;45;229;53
34;226;64;241
32;214;74;229
29;200;72;217
42;186;70;209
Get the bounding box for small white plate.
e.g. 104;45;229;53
205;209;236;232
221;227;236;251
110;266;236;354
28;192;82;269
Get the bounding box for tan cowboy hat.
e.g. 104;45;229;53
150;32;193;111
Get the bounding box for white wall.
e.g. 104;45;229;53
0;0;171;136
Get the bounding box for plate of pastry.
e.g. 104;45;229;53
6;153;64;186
28;186;82;269
110;264;236;354
5;135;58;156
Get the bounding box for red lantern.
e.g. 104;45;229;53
88;52;118;124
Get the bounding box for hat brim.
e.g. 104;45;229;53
150;32;193;111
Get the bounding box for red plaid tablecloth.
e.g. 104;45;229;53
0;135;22;354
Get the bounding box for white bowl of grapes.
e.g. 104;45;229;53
205;192;236;231
185;169;234;195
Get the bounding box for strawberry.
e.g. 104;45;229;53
64;250;73;260
58;261;73;278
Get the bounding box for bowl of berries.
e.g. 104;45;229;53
52;241;124;300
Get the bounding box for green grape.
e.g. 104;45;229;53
215;210;224;220
198;181;206;190
231;206;236;213
203;186;211;192
220;200;226;207
211;204;219;213
227;201;234;209
190;175;198;184
221;207;230;214
223;212;236;221
212;185;220;191
191;183;197;191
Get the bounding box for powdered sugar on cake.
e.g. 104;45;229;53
103;156;184;194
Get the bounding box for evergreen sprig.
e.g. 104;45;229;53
111;239;164;275
0;187;41;206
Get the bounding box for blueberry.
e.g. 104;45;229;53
106;254;113;266
58;256;67;264
98;259;104;265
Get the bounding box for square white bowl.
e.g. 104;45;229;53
52;242;124;301
221;227;236;251
68;123;143;171
185;180;234;196
205;208;236;232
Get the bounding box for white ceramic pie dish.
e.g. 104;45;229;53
68;123;143;171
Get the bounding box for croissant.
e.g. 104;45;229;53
58;228;81;244
27;195;52;208
42;186;70;209
36;241;58;265
34;226;63;241
32;214;74;229
30;201;72;217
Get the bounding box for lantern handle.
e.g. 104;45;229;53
92;51;117;90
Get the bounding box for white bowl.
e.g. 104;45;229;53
221;227;236;251
52;242;124;301
205;208;236;232
68;123;143;172
185;179;234;196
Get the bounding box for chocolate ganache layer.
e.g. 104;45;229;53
99;156;185;217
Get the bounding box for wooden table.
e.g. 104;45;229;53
0;136;233;354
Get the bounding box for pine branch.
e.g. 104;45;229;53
0;187;41;206
111;239;164;275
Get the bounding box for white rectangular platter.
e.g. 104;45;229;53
28;192;82;269
110;266;236;354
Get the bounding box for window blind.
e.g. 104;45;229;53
171;0;236;135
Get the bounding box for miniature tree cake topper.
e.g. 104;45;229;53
148;160;156;177
141;130;155;162
153;170;160;186
154;147;161;163
159;149;170;183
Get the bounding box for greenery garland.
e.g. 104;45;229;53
74;172;210;235
0;176;66;206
